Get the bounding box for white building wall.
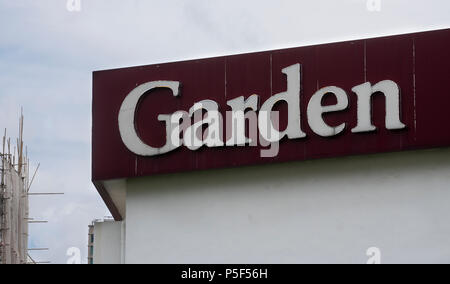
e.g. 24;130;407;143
124;148;450;264
93;220;123;264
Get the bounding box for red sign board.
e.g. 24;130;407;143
93;29;450;219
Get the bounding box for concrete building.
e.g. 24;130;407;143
88;219;124;264
90;29;450;264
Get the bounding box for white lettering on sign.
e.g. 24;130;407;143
307;86;349;137
351;81;406;133
117;64;406;157
118;81;180;156
226;95;259;146
258;64;306;143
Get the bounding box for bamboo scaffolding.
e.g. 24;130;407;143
0;111;35;264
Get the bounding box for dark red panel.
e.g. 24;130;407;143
414;29;450;146
92;28;450;184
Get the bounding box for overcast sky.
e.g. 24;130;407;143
0;0;449;264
